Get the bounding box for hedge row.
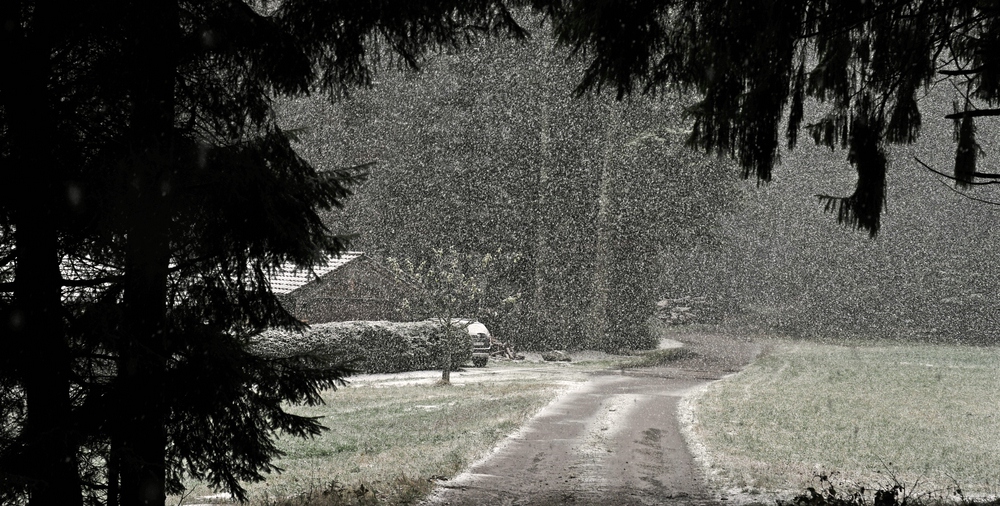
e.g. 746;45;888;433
249;320;473;374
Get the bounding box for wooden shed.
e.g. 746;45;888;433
268;252;414;323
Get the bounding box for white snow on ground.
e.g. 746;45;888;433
343;342;681;388
677;382;717;495
423;378;595;496
659;338;685;349
346;337;685;388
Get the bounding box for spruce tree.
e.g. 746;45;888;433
1;1;531;504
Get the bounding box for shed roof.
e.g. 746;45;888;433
267;251;364;295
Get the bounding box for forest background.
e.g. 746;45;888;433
8;2;1000;505
280;18;1000;351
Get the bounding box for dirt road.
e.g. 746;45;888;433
420;333;766;506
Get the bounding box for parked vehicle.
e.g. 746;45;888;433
465;321;491;367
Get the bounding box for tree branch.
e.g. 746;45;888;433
0;274;121;292
61;276;123;287
944;108;1000;119
939;67;983;76
938;180;1000;206
915;156;1000;185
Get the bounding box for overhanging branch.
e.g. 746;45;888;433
939;67;984;76
914;156;1000;185
62;276;122;287
944;109;1000;119
937;180;1000;206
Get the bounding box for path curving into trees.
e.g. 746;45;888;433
421;334;767;506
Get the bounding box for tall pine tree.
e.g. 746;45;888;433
0;1;531;504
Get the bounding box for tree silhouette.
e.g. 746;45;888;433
535;0;1000;236
0;1;530;505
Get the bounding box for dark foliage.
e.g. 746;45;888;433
534;0;1000;236
780;473;1000;506
0;0;534;504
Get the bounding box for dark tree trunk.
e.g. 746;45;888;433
15;217;81;506
107;441;120;506
533;100;552;349
0;0;83;503
441;324;453;384
116;1;178;504
117;222;170;506
591;103;616;349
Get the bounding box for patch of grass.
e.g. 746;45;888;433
254;475;428;506
617;346;697;368
691;340;1000;498
174;378;568;505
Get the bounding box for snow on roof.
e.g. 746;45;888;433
267;251;364;295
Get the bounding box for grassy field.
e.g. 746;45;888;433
172;360;610;505
689;339;1000;500
174;332;1000;505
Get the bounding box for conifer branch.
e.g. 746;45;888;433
939;67;984;76
61;276;123;287
915;156;1000;185
944;109;1000;120
937;180;1000;206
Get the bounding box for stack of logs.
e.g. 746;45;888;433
489;336;524;360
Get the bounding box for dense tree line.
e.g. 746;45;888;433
706;136;1000;343
280;23;736;352
284;0;1000;349
527;0;1000;341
